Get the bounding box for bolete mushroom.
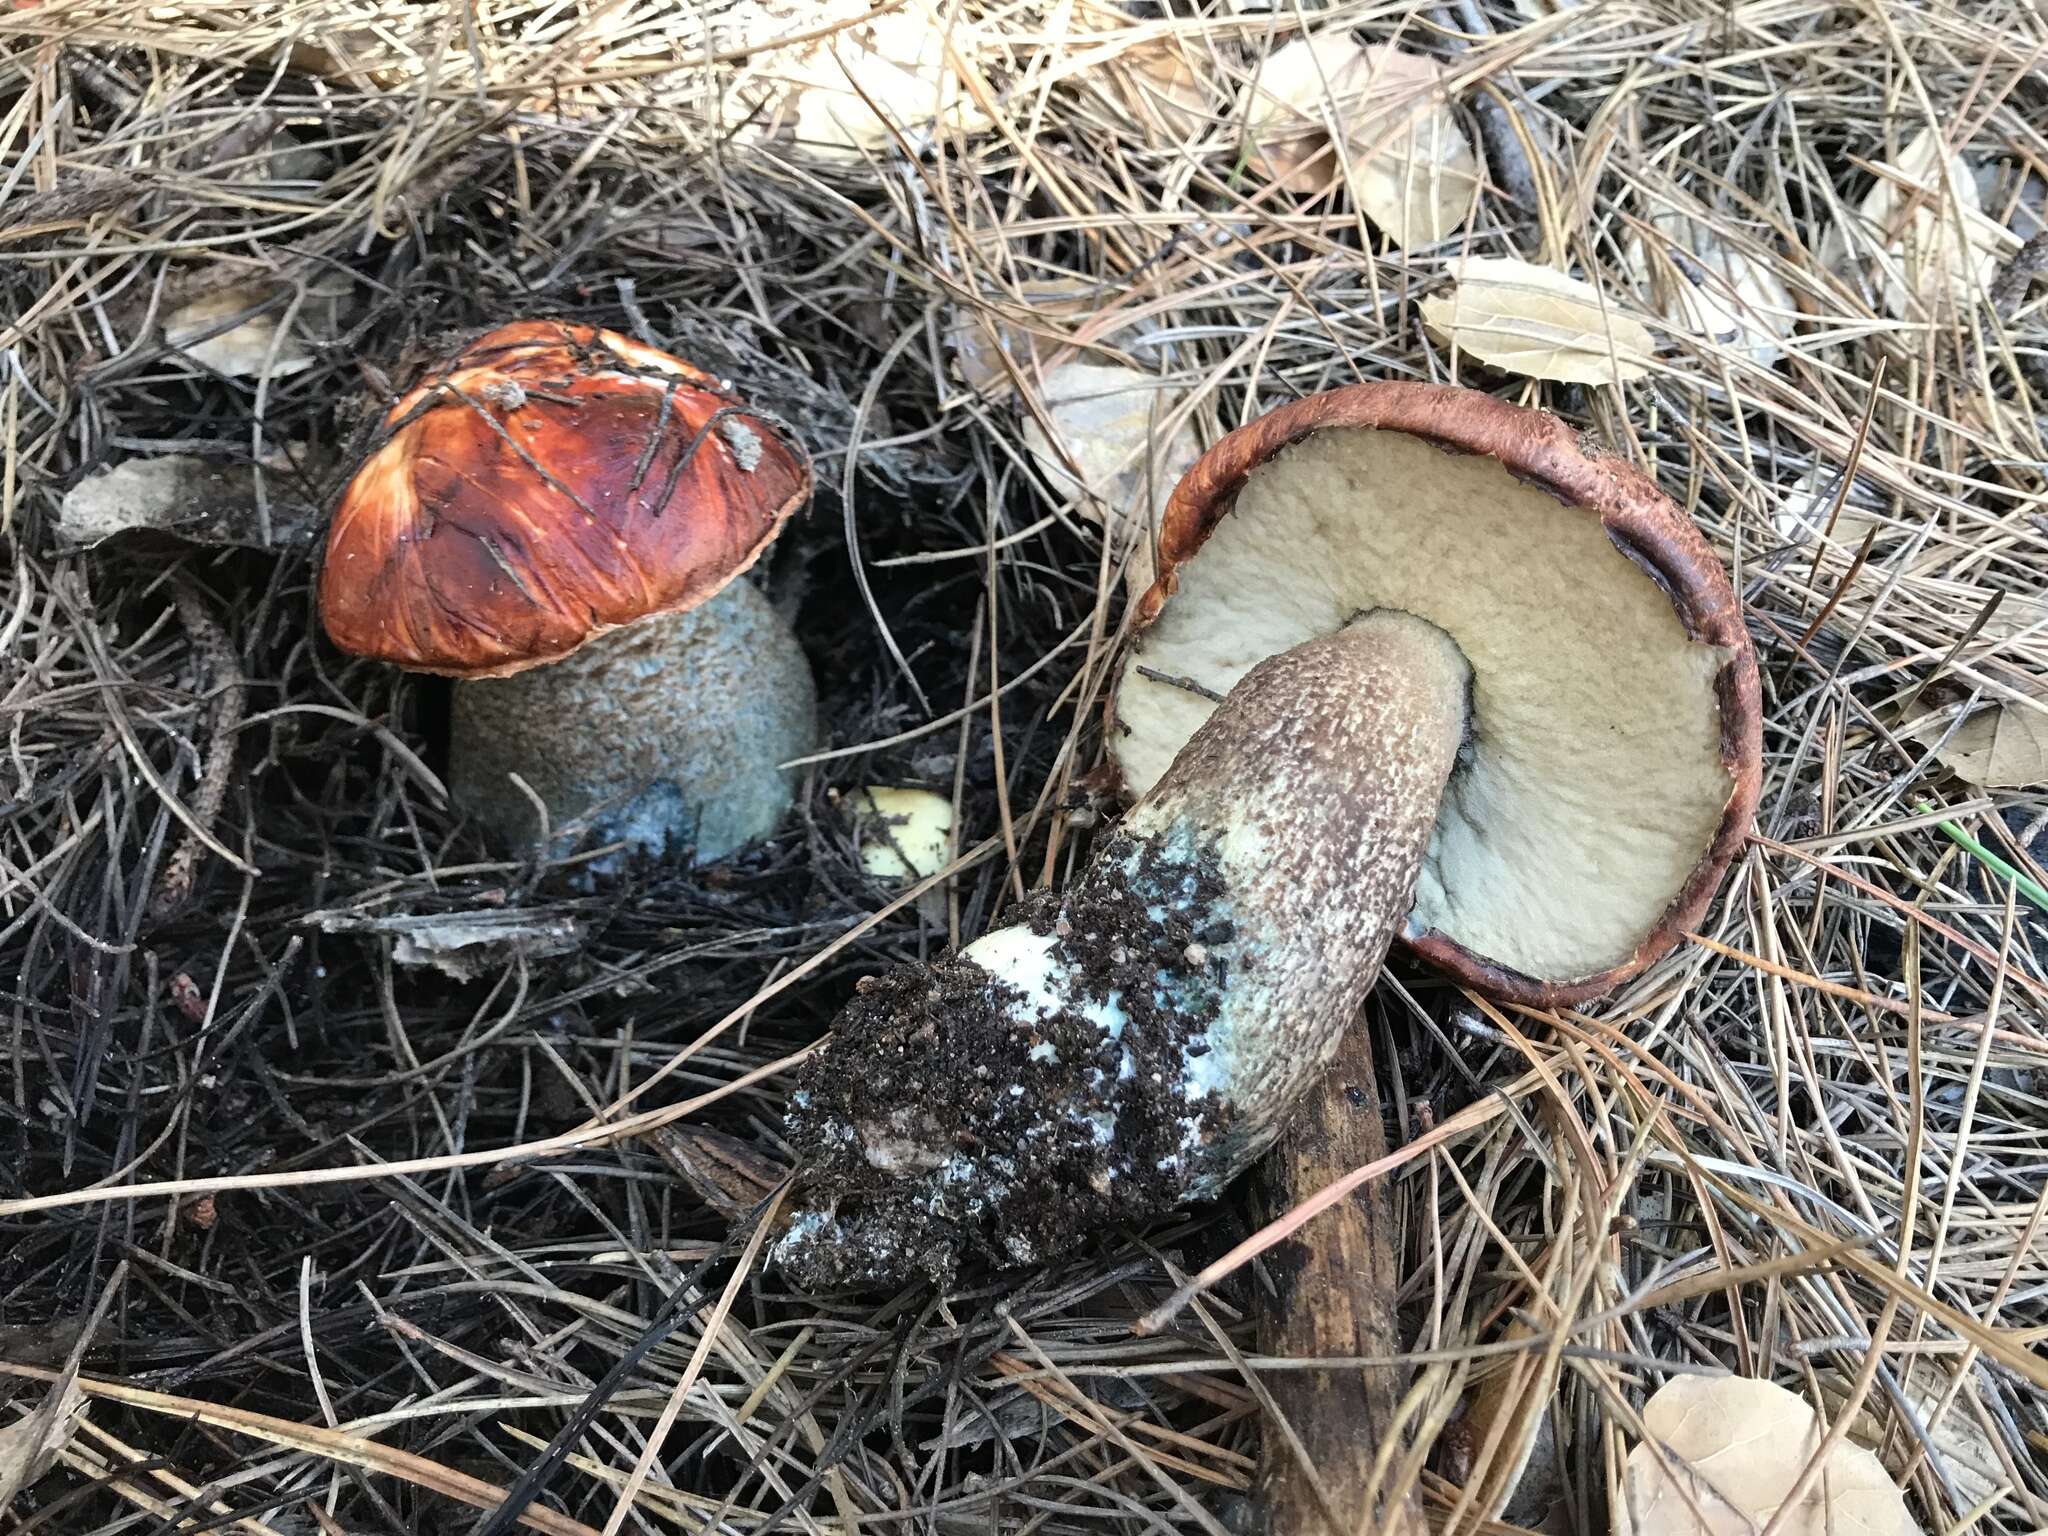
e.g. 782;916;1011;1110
772;384;1759;1304
319;320;817;865
1114;382;1761;1002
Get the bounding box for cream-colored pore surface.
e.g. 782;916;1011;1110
1114;427;1732;981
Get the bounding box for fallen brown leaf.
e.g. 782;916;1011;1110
1906;675;2048;789
1242;33;1477;247
1824;128;2013;318
1617;1375;1922;1536
164;285;318;379
1421;258;1655;384
1100;33;1212;145
1442;1316;1562;1523
1631;209;1797;366
947;278;1100;391
0;1372;85;1515
724;0;994;159
1820;1362;2008;1513
1771;465;1886;551
1020;361;1200;595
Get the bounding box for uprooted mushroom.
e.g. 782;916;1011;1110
773;382;1760;1292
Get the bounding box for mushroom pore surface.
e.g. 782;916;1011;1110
1114;426;1733;983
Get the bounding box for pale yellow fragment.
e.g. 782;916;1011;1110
852;787;955;881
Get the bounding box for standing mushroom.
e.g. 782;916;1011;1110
319;320;817;865
771;382;1759;1516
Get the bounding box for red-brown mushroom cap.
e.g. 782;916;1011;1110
318;320;811;679
1110;382;1763;1008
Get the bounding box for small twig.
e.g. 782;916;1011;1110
148;575;247;921
0;171;143;235
1136;1076;1543;1336
1134;666;1226;703
1443;1;1543;212
1990;230;2048;318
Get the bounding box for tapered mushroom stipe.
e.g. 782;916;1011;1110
774;611;1470;1289
318;320;817;866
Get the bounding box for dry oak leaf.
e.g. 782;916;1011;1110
947;278;1102;392
1421;258;1656;384
0;1374;85;1515
1906;674;2048;790
1241;33;1478;248
164;285;317;379
1979;596;2048;644
1630;209;1797;366
1020;361;1201;596
1617;1375;1921;1536
1820;1362;2008;1514
57;451;324;551
1442;1316;1562;1523
1098;32;1213;145
1771;465;1886;552
1825;128;2013;319
724;0;994;159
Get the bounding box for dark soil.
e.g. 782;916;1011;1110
776;826;1241;1288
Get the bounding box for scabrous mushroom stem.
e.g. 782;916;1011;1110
448;578;816;867
774;610;1469;1289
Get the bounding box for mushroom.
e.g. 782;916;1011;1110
1123;390;1761;1533
1113;382;1761;1002
772;383;1759;1297
774;383;1760;1531
319;320;817;865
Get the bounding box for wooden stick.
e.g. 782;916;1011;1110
1252;1021;1424;1536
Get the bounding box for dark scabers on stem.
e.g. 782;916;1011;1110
773;611;1470;1290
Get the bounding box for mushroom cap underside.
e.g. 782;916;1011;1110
318;319;811;679
1110;382;1762;1006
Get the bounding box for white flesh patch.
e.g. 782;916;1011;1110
1114;427;1732;982
960;926;1069;1018
961;925;1132;1037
